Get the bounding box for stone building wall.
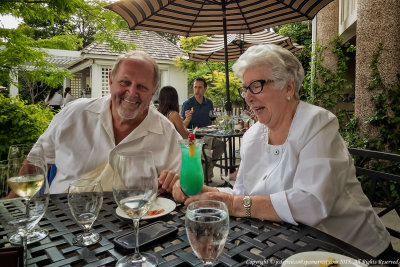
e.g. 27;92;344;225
355;0;400;137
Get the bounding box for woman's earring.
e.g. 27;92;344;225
287;96;291;101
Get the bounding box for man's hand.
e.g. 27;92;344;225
184;110;193;121
183;109;193;128
158;170;179;194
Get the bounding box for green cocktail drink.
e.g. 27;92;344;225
179;136;204;196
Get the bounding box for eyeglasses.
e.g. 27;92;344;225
238;80;274;98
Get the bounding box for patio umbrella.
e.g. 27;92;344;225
105;0;333;112
189;30;303;62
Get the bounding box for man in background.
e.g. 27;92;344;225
181;77;224;182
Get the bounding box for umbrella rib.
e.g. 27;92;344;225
186;0;206;37
231;0;254;34
276;0;316;20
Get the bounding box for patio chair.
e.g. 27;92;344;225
348;147;400;252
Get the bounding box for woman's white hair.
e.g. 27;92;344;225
232;44;304;99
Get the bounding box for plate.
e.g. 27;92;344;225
116;197;176;220
196;127;217;133
281;251;368;267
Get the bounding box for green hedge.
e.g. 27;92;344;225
0;93;54;160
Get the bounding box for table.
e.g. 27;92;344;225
0;193;375;266
195;129;243;177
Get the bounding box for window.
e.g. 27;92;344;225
102;67;112;96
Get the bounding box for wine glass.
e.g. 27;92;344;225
215;112;225;131
112;151;158;267
0;160;9;198
8;143;49;245
240;110;251;129
185;200;229;266
68;178;103;246
7;158;49;267
209;110;216;123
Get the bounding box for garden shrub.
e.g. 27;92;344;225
0;93;54;160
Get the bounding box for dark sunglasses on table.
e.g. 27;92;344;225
238;79;274;98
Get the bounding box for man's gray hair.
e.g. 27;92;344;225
232;44;304;99
111;50;160;90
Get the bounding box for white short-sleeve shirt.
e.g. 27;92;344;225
37;96;182;194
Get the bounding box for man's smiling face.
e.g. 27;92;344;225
109;57;156;122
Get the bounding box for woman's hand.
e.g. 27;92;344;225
158;170;179;194
172;179;189;203
184;192;235;215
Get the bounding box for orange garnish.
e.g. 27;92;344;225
146;208;165;216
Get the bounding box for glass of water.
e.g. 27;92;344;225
185;200;230;266
68;178;103;246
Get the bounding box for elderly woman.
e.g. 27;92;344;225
173;44;393;259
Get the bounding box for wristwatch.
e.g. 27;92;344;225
243;196;252;217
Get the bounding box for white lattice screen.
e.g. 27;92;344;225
70;73;82;98
101;67;112;96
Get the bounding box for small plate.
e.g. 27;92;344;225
196;127;217;133
282;251;368;267
116;197;176;220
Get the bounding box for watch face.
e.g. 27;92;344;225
243;196;251;207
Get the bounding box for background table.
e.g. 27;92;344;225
0;193;374;266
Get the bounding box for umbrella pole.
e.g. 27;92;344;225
222;0;232;114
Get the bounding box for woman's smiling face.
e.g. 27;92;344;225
242;66;289;129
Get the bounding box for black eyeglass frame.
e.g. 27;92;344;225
238;79;274;98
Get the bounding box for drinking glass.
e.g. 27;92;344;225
8;143;49;244
240;110;251;129
112;151;158;267
179;139;204;196
215;112;225;131
68;178;103;246
7;158;49;267
209;110;216;123
185;200;230;266
0;160;9;198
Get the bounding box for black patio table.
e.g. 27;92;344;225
0;192;374;266
195;129;243;177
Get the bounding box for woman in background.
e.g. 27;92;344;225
157;86;189;139
45;88;62;112
63;87;75;106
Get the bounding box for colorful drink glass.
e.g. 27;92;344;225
179;136;204;196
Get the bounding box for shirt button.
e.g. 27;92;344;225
274;149;279;155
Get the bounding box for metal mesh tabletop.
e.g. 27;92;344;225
0;193;373;266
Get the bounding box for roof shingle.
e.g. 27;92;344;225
81;30;185;60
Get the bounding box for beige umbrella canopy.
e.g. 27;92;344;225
105;0;333;112
189;30;303;62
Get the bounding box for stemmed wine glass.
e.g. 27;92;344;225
209;110;217;123
68;178;103;246
215;112;225;131
112;151;158;267
240;110;251;129
7;158;49;267
185;200;230;266
8;143;49;245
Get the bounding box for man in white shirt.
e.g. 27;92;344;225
33;51;181;194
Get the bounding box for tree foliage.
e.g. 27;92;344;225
273;21;312;74
0;0;133;103
0;93;54;160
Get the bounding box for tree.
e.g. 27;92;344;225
175;36;243;107
0;0;133;103
273;21;312;74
